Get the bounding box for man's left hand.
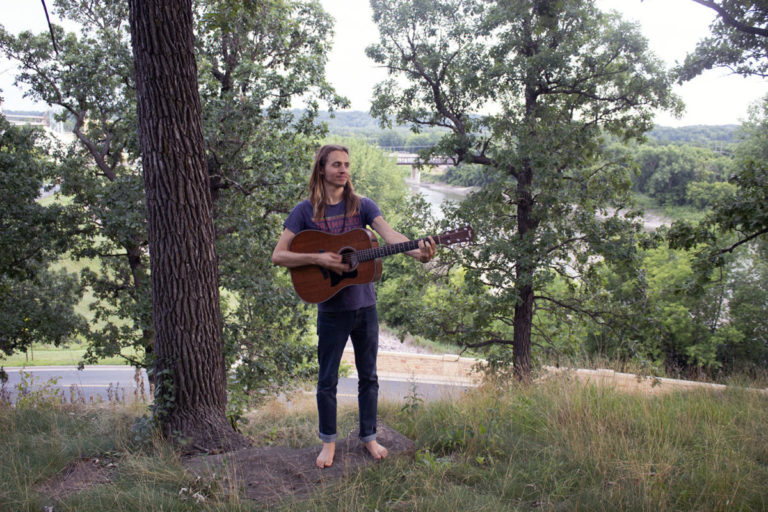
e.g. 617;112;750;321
418;236;436;263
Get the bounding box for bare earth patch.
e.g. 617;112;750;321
35;423;413;506
183;421;415;506
35;458;114;501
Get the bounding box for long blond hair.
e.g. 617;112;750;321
309;144;360;222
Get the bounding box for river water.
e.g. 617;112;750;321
407;179;670;230
406;179;473;219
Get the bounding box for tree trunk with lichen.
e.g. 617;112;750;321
128;0;249;452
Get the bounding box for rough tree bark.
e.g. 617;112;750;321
128;0;249;451
512;162;535;383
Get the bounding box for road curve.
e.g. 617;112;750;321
2;366;473;405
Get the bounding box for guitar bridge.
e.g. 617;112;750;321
328;268;358;286
317;248;359;286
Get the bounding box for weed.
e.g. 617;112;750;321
69;384;86;405
128;414;158;450
399;380;423;416
10;370;63;408
415;449;452;471
177;475;220;504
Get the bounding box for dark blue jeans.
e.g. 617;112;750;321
316;305;379;443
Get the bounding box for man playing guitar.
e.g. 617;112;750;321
272;144;435;469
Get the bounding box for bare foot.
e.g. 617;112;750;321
363;440;388;460
316;442;335;468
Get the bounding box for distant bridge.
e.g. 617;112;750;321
391;152;456;166
4;113;48;127
378;146;456;167
382;149;456;183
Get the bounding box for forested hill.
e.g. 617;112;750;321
6;107;739;146
315;110;383;132
312;109;739;146
648;124;739;145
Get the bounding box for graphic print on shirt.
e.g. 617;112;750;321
314;212;362;234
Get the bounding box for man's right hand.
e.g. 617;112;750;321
316;251;350;274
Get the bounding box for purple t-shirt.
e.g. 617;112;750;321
284;197;383;312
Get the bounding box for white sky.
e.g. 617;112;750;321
2;0;766;127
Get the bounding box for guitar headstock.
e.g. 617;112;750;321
437;225;474;245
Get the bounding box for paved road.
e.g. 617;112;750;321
2;366;473;404
3;366;150;404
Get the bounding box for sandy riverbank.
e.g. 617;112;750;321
378;327;437;354
406;179;476;197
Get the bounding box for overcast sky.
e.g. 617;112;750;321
1;0;766;127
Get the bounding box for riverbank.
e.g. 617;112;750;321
378;326;440;354
405;177;475;198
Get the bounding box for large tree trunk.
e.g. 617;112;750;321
128;0;249;451
512;280;533;382
513;161;536;382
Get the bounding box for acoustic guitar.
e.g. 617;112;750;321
288;226;474;303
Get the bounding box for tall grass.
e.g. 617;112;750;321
2;376;766;511
0;404;130;511
0;399;252;512
291;377;768;511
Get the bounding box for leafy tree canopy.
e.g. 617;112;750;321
0;0;346;409
666;1;768;288
632;144;731;205
668;96;768;271
676;0;768;80
0;115;85;359
367;0;680;379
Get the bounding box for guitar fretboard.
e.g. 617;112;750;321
343;238;441;264
361;239;419;262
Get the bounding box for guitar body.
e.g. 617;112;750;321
289;228;383;304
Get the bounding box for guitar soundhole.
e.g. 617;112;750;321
339;246;359;270
323;247;358;287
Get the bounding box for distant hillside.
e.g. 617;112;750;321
648;124;739;145
312;110;447;149
314;110;443;138
5;107;739;148
313;110;740;147
316;110;381;132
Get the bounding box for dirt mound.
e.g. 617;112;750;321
184;421;415;505
35;458;115;501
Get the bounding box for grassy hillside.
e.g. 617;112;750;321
2;376;766;511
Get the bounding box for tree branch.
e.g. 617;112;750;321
691;0;768;38
534;294;610;326
718;226;768;254
40;0;59;55
544;236;586;257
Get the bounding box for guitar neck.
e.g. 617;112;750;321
357;237;441;263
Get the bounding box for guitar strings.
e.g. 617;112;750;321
338;238;425;265
334;228;471;265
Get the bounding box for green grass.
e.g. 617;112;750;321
5;192;135;368
1;342;133;367
3;376;767;511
